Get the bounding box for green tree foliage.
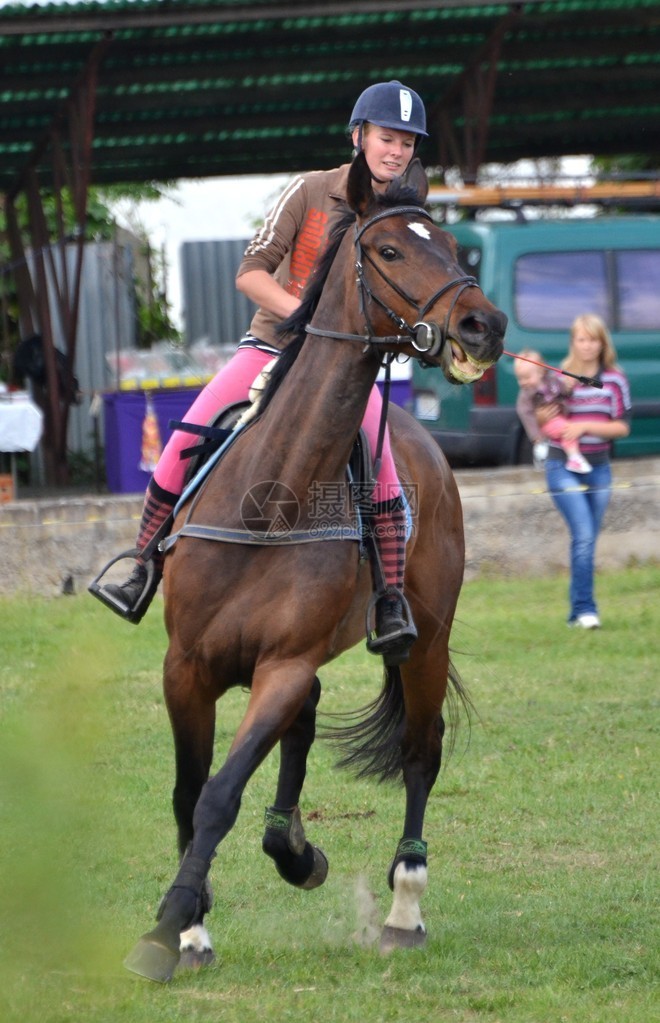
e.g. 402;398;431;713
592;153;656;176
0;182;180;379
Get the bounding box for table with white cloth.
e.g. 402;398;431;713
0;391;44;495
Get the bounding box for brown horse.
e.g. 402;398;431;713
124;155;507;982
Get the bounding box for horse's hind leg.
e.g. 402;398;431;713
262;675;328;889
381;656;447;953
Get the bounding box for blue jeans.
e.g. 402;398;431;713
545;459;612;621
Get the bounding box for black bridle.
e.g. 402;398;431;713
306;204;479;362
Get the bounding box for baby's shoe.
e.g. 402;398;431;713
565;453;592;474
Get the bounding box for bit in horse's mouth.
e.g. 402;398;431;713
448;340;492;383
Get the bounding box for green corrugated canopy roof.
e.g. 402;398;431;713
1;0;660;192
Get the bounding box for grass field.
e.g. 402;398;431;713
0;567;658;1022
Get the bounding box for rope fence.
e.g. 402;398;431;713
0;474;657;533
0;467;657;596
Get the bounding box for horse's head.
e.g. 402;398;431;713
346;154;507;384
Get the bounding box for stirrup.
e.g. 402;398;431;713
88;548;159;625
365;588;418;666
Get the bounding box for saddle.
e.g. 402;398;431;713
169;408;412;653
89;393;415;656
172;403;376;538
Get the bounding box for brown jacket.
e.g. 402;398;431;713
237;164;351;349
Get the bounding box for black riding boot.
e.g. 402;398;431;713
367;585;418;666
103;562;161;617
89;479;175;623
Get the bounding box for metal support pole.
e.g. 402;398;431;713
4;38;110;483
432;8;522;182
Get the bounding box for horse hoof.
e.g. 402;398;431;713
298;846;329;890
177;946;216;972
124;935;181;983
379;924;427;954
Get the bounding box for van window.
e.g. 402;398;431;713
617;250;660;329
515;248;660;331
514;251;609;328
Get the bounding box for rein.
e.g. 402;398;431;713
305;204;479;362
165;203;482;553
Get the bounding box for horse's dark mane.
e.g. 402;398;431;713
254;207;355;415
257;174;427;416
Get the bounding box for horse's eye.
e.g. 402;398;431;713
379;246;399;262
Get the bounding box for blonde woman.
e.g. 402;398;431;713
536;314;631;628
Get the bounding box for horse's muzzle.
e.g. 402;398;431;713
457;308;508;352
437;308;507;383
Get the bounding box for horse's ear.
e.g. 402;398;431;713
399;158;429;203
347;152;376;215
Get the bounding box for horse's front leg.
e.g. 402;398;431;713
125;665;317;982
262;675;328;889
166;656;218;973
125;651;217;981
381;691;445;953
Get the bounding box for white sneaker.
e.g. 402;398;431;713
572;613;601;629
565;453;592;474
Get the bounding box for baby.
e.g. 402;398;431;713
514;352;591;473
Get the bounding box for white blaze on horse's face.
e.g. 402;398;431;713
408;222;432;240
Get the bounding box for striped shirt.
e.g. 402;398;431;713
550;367;631;463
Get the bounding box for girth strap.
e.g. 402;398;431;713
160;521;362;552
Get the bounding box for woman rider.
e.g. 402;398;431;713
100;80;428;663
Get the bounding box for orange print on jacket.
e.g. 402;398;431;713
287;208;329;298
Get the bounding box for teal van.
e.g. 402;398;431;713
411;215;660;464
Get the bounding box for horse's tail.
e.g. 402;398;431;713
321;665;406;782
443;656;475;758
321;658;473;783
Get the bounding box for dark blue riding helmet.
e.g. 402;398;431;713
349;80;428;138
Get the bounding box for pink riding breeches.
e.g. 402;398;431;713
153;346;401;503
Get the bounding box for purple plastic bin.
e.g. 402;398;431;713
103;389;201;494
